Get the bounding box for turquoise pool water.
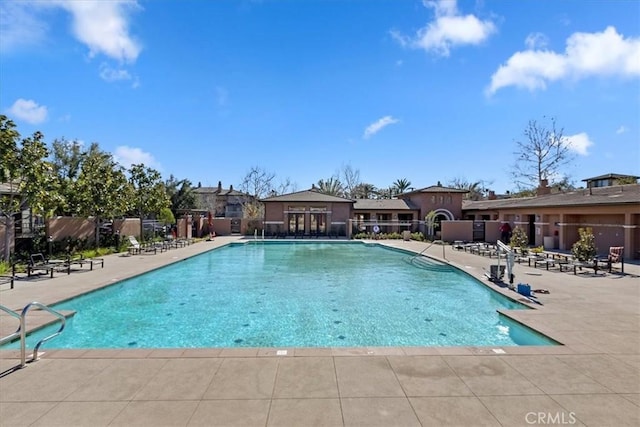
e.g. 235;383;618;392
9;242;556;348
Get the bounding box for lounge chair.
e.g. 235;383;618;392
27;253;70;278
607;246;624;273
68;254;105;271
127;236;156;255
127;235;141;255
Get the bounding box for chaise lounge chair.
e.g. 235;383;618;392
68;254;105;271
27;253;70;278
127;235;157;255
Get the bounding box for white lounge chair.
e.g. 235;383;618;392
128;235;141;255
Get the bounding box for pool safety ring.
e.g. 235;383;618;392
373;225;380;233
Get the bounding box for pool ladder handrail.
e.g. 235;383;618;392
0;302;66;368
409;239;446;260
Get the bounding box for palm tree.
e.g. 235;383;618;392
352;183;378;199
392;178;412;195
315;177;345;197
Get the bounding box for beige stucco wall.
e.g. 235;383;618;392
212;218;231;236
48;217;96;242
115;218;141;238
441;221;472;242
400;192;465;220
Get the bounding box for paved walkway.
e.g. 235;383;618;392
1;237;638;426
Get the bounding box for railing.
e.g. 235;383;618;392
406;240;450;271
0;302;66;368
0;304;22;357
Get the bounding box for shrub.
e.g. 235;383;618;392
411;232;426;241
571;227;596;261
509;227;529;253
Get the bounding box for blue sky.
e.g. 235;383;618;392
1;0;639;194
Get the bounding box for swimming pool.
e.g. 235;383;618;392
10;241;557;349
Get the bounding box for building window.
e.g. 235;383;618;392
446;195;452;204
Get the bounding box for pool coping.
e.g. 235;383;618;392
2;236;638;426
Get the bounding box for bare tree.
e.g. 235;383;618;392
339;163;361;199
240;166;276;199
512;116;574;189
239;166;277;219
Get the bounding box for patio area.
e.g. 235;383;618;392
1;237;639;426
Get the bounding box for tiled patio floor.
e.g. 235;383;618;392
1;237;638;426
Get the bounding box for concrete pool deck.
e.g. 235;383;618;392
1;237;638;426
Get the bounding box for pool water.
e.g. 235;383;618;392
10;242;556;349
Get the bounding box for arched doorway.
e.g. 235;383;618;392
426;209;455;239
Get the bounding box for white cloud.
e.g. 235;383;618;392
99;63;132;82
54;0;142;63
363;116;399;139
563;132;593;156
616;125;628;134
487;26;640;95
392;0;496;57
98;63;140;87
114;146;161;169
6;99;48;124
0;1;49;53
525;32;548;50
1;1;141;63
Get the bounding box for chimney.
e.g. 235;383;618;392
537;179;551;196
229;184;233;192
217;181;222;192
488;190;496;200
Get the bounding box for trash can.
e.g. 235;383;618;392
402;230;411;241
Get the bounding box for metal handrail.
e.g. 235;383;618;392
21;302;66;363
410;239;446;260
0;302;66;368
0;304;22;347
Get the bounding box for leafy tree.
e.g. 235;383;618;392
50;138;85;215
165;175;197;219
157;207;176;231
392;178;411;195
75;144;132;247
316;176;345;196
129;164;169;240
0;116;60;260
512;116;574;190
